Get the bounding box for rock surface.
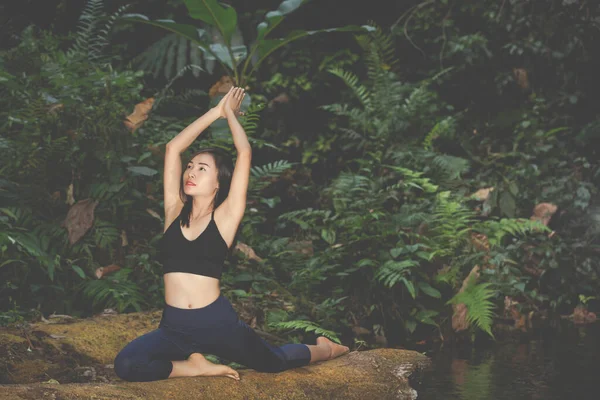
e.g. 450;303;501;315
1;309;430;399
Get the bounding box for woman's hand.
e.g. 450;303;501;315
214;86;246;119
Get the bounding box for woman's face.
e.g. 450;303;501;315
182;153;219;197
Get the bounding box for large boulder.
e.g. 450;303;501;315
0;309;430;399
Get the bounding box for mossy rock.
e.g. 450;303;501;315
0;348;429;399
0;310;430;399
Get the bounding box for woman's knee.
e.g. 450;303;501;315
114;351;137;381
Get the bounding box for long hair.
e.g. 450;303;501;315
178;147;234;229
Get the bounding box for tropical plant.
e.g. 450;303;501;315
121;0;375;87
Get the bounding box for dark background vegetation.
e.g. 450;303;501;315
1;0;599;351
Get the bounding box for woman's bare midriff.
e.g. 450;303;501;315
164;272;220;309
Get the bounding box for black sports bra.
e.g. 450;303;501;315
158;208;228;279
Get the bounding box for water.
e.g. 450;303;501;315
415;322;600;400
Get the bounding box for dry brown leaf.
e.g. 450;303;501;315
123;97;154;132
471;187;494;201
48;103;64;114
513;68;530;90
268;93;290;109
503;296;529;332
572;306;597;325
209;76;235;98
66;183;75;205
530;202;557;227
470;232;490;254
95;264;121;279
451;265;480;332
121;230;128;247
352;326;371;336
146;143;161;156
285;240;314;256
235;242;264;262
146;208;161;221
64;198;98;245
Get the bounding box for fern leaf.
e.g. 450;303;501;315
431;154;470;180
447;277;496;338
270;320;341;343
327;67;372;109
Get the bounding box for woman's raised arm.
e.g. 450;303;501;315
221;88;251;220
163;90;232;226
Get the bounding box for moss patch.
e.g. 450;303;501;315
34;309;163;364
1;348;430;400
1;308;430;400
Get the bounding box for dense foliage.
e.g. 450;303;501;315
1;0;599;350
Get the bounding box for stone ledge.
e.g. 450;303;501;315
1;308;430;399
0;348;429;400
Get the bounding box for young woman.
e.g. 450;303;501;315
113;86;349;382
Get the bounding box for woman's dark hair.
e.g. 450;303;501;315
178;147;234;229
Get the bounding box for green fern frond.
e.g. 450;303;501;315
251;160;294;179
355;20;400;80
278;208;331;230
247;160;294;193
68;0;128;62
435;264;460;286
475;218;550;248
393;208;430;227
69;0;103;58
428;191;478;257
374;259;419;290
382;165;439;193
269;320;341;343
265;309;289;326
339;127;367;143
447;276;496;338
135;33;207;80
78;268;146;312
93;219;119;248
92;4;130;61
423;116;457;150
240;102;264;137
431;154;470;180
327;67;372;109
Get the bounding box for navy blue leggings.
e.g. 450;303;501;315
113;294;312;382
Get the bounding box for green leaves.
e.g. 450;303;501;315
498;191;516;218
270;319;342;343
80;268;147;312
71;265;86;279
257;0;308;41
124;2;373;85
184;0;237;44
447;278;497;339
375;259;419;289
127;166;158;176
121;14;209;46
321;228;337;245
418;282;442;298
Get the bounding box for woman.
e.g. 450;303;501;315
113;86;349;382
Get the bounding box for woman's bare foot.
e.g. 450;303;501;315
317;336;350;360
188;353;240;381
